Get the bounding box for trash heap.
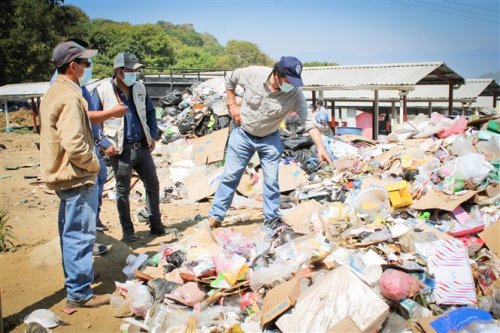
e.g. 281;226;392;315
103;103;500;333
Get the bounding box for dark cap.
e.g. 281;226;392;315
52;41;98;68
276;56;304;87
114;52;144;70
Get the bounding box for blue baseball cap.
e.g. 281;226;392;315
276;56;304;87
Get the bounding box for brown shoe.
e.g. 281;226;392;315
66;294;111;308
207;217;221;228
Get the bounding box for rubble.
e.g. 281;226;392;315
83;77;500;332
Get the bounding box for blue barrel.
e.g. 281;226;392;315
335;126;363;135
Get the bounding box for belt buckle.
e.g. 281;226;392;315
133;142;141;149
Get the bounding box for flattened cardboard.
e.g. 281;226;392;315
479;222;500;255
413;316;441;333
279;164;308;192
237;170;263;198
184;168;224;202
339;134;375;145
411;189;477;211
261;278;301;328
283;200;324;235
327;316;363;333
193;128;229;165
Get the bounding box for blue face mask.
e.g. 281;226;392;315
79;68;92;86
279;82;294;93
122;72;137;86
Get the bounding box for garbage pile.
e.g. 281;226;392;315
101;108;500;332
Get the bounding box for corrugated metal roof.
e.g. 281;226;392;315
304;79;499;104
302;61;464;90
0;82;50;99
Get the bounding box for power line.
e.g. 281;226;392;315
393;0;499;24
446;0;499;14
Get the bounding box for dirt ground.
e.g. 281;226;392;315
0;132;262;333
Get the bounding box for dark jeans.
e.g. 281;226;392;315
110;147;161;234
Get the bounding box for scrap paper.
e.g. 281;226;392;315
427;239;477;305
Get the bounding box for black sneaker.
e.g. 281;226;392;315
96;218;109;232
121;232;139;243
150;225;167;236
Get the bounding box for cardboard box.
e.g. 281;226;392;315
411;189;476;211
193;128;229;165
479;222;500;255
279;164;308;192
260;277;301;328
386;180;413;208
183;168;224;202
327;316;363;333
282;200;324;235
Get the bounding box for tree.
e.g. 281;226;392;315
0;0;89;85
173;46;217;69
303;61;338;67
215;40;274;69
89;20;175;78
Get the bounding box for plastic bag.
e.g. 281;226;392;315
147;279;180;303
128;284;154;318
440;152;494;185
379;269;423;301
430;307;493;333
439;116;467;138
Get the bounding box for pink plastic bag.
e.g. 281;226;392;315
379;269;423;301
439;116;467;139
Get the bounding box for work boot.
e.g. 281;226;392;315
66;294;111;308
207;216;221;229
95;218;109;232
150;223;179;239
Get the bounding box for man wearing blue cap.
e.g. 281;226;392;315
40;41;110;308
207;56;331;229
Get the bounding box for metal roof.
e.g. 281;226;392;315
0;82;50;99
304;79;499;104
302;61;464;91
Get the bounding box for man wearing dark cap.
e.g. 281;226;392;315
92;52;169;243
207;56;331;229
40;41;110;308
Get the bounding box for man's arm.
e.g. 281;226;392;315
87;89;127;124
296;95;332;163
145;95;158;151
57;97;100;173
225;68;242;125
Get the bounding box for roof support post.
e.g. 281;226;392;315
312;91;317;110
428;101;433;116
373;90;379;140
398;91;408;124
493;95;497;108
30;97;39;133
330;100;335;128
447;83;453;116
3;99;9;133
391;101;396;130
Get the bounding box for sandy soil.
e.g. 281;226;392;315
0;132;262;333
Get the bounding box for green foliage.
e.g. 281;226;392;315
215;40;274;69
89;20;176;78
0;209;15;251
303;61;338;67
174;46;217;69
0;0;90;85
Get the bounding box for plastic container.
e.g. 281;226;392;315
335;126;363;136
354;188;390;217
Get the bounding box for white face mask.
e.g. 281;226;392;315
72;62;92;87
279;82;294;93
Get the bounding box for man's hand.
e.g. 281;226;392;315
104;145;117;156
229;104;242;125
109;103;128;118
149;140;156;152
317;146;332;164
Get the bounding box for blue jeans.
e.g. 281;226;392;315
56;183;98;303
209;126;282;223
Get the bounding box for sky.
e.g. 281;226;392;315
67;0;499;79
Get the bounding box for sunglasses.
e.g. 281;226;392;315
74;58;92;68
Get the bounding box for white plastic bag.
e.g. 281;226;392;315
128;284;154;318
440;152;494;185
